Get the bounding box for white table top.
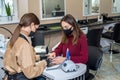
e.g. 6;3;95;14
43;63;86;80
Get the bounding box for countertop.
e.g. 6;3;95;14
37;20;119;34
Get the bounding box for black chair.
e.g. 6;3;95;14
102;22;120;53
88;46;103;73
86;27;104;80
87;27;104;47
86;46;103;80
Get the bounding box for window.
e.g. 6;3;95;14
83;0;100;16
112;0;120;13
0;0;18;22
40;0;66;20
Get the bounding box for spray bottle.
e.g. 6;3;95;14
66;48;70;60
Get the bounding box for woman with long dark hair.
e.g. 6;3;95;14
48;14;88;64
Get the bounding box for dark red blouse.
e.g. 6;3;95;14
54;34;88;64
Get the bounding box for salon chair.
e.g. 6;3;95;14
102;22;120;53
87;27;104;47
88;46;103;74
86;27;104;80
85;46;103;80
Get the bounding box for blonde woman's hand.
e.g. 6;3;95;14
42;60;47;67
36;60;47;67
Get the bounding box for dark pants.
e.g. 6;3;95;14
36;76;46;80
8;72;46;80
8;72;28;80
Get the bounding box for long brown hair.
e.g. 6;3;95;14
60;14;83;45
9;13;40;48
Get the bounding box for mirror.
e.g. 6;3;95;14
0;0;14;16
40;0;66;20
0;0;18;22
83;0;100;16
112;0;120;13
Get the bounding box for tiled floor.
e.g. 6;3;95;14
92;53;120;80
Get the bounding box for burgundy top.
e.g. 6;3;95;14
54;34;88;64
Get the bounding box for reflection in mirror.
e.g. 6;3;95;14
40;0;65;20
83;0;100;16
112;0;120;13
